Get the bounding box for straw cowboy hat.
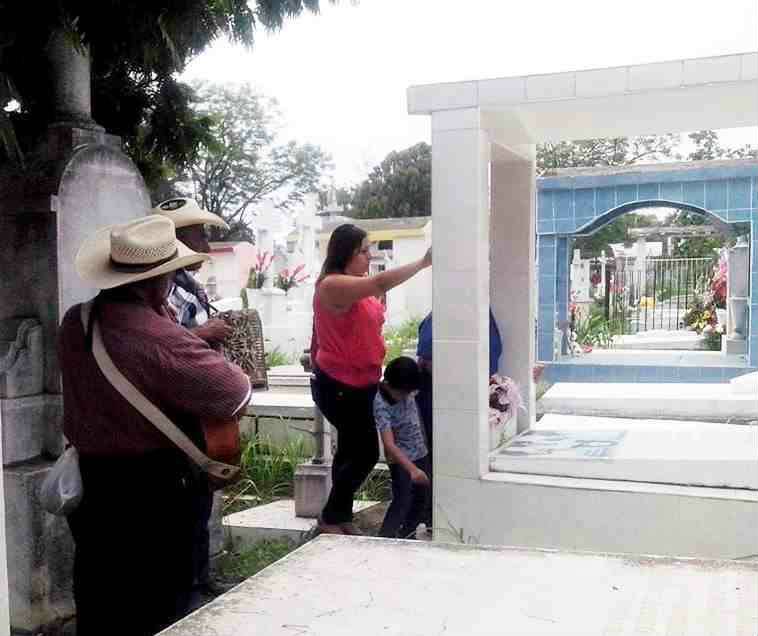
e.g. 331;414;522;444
152;197;230;230
75;216;209;290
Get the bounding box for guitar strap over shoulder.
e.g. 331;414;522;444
80;302;239;484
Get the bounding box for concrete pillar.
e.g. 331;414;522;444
0;407;10;636
46;30;99;128
431;108;490;484
725;236;750;355
536;235;555;362
490;144;536;433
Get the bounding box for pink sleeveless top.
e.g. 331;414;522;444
313;285;386;388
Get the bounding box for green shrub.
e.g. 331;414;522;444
265;346;294;368
383;317;421;364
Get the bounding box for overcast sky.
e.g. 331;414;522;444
183;0;758;186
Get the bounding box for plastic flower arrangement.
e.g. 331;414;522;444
248;251;272;289
274;264;308;294
488;374;524;429
710;251;727;309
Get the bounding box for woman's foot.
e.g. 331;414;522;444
338;522;364;536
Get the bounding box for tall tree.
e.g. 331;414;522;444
687;130;758;161
574;213;660;258
537;134;680;174
0;1;329;190
179;82;330;242
350;142;431;218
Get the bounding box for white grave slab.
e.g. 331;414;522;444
540;382;758;421
160;536;758;635
491;413;758;489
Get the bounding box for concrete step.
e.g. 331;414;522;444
539;381;758;421
159;536;758;636
223;499;380;549
491;413;758;489
612;330;705;350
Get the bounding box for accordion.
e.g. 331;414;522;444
217;309;268;390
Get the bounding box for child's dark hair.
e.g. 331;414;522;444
384;356;421;392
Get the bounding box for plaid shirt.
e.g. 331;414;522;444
59;298;250;455
168;269;210;328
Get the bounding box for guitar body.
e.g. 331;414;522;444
202;419;242;468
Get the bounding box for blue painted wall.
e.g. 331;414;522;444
535;162;758;377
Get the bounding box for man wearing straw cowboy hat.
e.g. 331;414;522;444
58;216;251;636
153;197;232;343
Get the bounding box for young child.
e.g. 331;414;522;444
374;356;430;539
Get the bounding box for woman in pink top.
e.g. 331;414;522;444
311;223;431;535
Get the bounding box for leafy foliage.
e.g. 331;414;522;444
537;134;681;174
574;212;659;258
350;142;431;219
178;82;331;242
0;1;328;184
383;317;421;365
687;130;758;161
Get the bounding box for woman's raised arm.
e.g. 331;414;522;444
320;248;432;310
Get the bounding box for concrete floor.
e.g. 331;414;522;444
159;536;758;635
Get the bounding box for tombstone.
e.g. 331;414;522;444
0;32;150;632
724;236;749;355
570;249;591;303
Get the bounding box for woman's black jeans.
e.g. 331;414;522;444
311;368;379;524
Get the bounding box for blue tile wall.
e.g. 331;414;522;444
554;191;573;219
534;164;758;373
538;220;555;234
638;183;659;200
705;180;728;213
682;181;705;207
728;210;752;222
660;182;684;201
728;178;751;210
596;188;616;215
616;184;638;206
542;363;757;384
574;189;595;218
538;191;554;220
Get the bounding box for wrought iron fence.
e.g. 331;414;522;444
605;257;716;334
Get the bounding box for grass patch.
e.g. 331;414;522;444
356;465;392;502
216;539;296;585
265;346;296;368
223;434;310;512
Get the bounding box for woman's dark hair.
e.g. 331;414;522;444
318;223;367;282
384;356;421;392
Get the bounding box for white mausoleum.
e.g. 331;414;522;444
410;52;758;556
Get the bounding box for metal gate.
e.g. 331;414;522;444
605;257;715;334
